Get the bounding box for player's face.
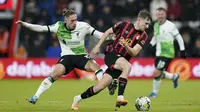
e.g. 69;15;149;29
156;10;166;24
65;14;77;30
138;18;151;31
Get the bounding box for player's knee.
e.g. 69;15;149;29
85;60;100;72
153;69;161;77
122;62;131;72
50;64;65;80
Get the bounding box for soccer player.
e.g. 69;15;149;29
71;10;152;110
16;8;104;104
148;7;186;98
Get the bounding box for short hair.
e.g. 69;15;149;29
62;8;76;17
156;7;166;12
138;10;152;22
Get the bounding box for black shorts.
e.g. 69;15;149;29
57;54;92;75
154;56;172;71
104;51;122;79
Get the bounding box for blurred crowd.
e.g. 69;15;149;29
0;0;200;58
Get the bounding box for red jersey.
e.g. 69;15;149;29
105;21;148;61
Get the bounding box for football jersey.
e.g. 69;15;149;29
105;21;148;61
153;20;179;58
49;21;95;56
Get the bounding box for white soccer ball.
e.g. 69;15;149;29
135;96;151;111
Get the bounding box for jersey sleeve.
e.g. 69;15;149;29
112;21;126;33
47;21;59;33
138;32;148;48
171;24;179;37
83;22;95;35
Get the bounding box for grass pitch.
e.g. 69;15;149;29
0;79;200;112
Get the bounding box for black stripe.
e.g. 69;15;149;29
91;30;95;35
47;25;50;33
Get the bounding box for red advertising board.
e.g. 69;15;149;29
0;0;12;9
0;58;200;80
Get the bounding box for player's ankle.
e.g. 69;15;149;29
117;95;124;101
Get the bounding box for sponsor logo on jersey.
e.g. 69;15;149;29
66;41;81;46
125;38;133;46
136;35;140;40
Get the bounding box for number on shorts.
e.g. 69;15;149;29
157;60;165;69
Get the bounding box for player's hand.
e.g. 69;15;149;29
90;47;100;59
180;50;186;58
15;20;25;26
119;37;128;46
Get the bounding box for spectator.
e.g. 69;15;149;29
95;18;107;32
167;0;182;20
68;0;83;20
191;37;200;57
14;44;27;59
100;5;113;28
28;34;46;57
150;0;168;21
0;26;9;57
82;3;98;25
35;8;51;25
47;40;61;58
25;0;39;16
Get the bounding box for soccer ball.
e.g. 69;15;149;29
135;96;151;111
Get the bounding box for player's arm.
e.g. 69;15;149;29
16;20;58;33
124;43;143;57
85;22;104;39
95;27;114;48
90;27;114;58
120;32;148;57
91;21;125;58
150;36;157;47
171;25;186;57
95;21;126;48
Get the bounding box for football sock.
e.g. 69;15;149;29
81;86;97;99
118;77;128;96
34;76;54;98
152;76;161;94
117;95;125;101
95;69;103;81
163;71;174;80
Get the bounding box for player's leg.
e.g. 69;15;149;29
28;64;65;104
148;57;179;98
148;68;162;98
148;57;165;98
74;55;103;81
161;58;180;88
104;52;122;96
28;55;72;104
156;57;179;88
163;71;179;88
113;57;131;108
72;73;113;110
84;59;103;81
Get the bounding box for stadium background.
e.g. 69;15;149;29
0;0;199;80
0;0;200;112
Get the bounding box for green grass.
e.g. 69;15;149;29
0;79;200;112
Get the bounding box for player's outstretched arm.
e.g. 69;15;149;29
91;27;113;58
92;30;104;39
15;20;50;33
